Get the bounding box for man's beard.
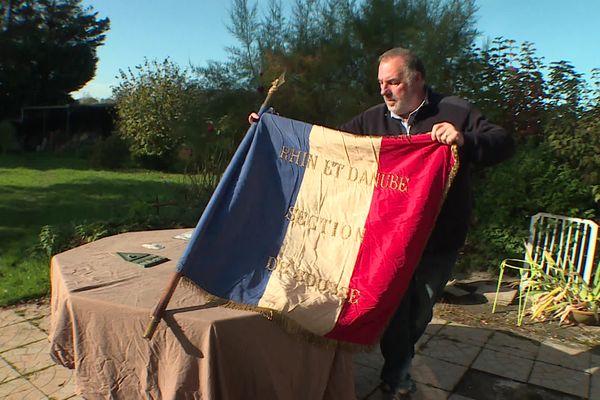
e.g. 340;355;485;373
384;80;415;117
385;96;410;116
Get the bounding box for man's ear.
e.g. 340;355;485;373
414;71;425;85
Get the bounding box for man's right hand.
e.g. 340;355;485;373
248;112;260;125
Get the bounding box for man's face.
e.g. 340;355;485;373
378;56;423;117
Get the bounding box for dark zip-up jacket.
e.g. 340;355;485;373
339;90;515;254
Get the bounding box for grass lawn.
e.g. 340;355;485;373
0;153;202;305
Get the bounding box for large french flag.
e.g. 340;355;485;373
176;113;457;345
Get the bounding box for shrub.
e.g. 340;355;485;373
459;141;598;273
113;58;193;168
546;116;600;195
38;204;204;257
39;222;109;257
0;120;18;154
90;134;130;169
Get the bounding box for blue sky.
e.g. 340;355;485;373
75;0;600;99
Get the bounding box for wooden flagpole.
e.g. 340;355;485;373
143;272;182;339
143;72;286;340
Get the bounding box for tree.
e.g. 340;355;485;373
113;58;193;169
197;0;479;128
77;95;99;105
0;0;109;119
460;38;547;136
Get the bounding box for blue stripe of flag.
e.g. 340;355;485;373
176;114;312;304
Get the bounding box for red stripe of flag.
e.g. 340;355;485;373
326;135;456;344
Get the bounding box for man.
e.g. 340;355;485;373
340;47;514;399
250;47;514;399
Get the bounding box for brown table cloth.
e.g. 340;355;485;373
49;229;356;399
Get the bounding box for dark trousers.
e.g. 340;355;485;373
379;250;458;389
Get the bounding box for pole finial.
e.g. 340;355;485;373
258;71;286;115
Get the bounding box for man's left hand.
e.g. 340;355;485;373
431;122;464;146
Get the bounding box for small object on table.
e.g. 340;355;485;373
116;252;169;268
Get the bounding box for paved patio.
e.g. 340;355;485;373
1;300;598;399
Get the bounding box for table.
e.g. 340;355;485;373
49;229;356;399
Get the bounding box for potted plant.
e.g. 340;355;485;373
522;253;599;325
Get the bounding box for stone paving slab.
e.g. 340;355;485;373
529;360;590;398
444;285;471;298
353;348;384;369
362;389;384;400
415;333;431;352
482;286;517;306
448;395;476;400
0;356;20;385
366;384;451;400
537;339;591;372
0;321;48;352
590;357;600;400
354;362;380;399
13;303;49;322
353;348;383;399
0;376;48;400
472;347;534;382
454;368;582;400
1;339;56;375
425;319;447;336
436;322;493;346
410;382;450;400
0;309;26;328
35;315;50;334
419;336;482;367
484;331;540;360
411;353;468;391
27;365;78;400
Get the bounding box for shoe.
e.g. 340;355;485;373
380;379;416;399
